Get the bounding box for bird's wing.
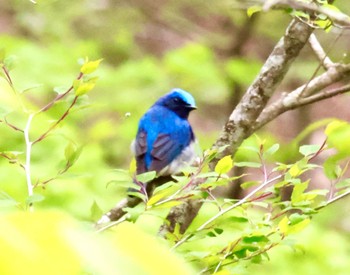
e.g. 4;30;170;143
134;130;148;174
149;133;182;173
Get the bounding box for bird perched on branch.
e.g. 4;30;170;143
132;88;197;176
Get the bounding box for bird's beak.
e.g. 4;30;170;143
186;105;197;110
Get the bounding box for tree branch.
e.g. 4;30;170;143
264;0;350;28
158;18;314;236
308;33;333;70
213;18;313;157
254;63;350;130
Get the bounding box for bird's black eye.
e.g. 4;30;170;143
173;97;180;103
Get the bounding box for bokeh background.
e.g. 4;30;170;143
1;0;350;274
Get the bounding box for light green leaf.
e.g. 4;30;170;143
53;86;70;95
0;191;18;208
278;216;289;234
3;55;17;71
264;143;280;156
26;194;45;206
247;5;262;17
90;200;103;221
215;155;233;174
64;142;82;165
234;161;261;168
136;171;157;183
287;218;310;234
241;181;259;189
150;200;183;209
81;58;103;74
289;163;301;177
291;181;309;204
74;81;96;96
299;144;321;157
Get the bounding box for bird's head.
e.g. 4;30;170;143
155;88;197;119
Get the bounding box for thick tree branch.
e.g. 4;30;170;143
254;63;350;130
213;18;313;157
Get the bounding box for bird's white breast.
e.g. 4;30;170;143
159;141;197;176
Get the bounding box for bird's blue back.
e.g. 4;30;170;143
133;89;196;175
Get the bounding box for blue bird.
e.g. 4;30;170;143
133;88;197;176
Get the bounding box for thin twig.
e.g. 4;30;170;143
1;65;13;86
33;96;79;145
95;216;128;233
172;174;283;250
308;34;334;70
39;72;83;113
316;188;350;211
24;113;35;212
3;117;24;132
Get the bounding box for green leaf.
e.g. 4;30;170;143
64;142;82;165
3;55;17;71
234;161;261;168
147;185;177;206
106;179;135;189
80;58;103;74
53;86;70;95
26;194;45;206
289;163;301;177
287;218;310;234
90;200;103;221
74;81;96;96
153;181;176;195
0;191;18;208
123;205;145;222
226;216;248;223
215;155;233;174
325;120;350;155
214;228;224;235
278;216;289;235
241;181;259;189
150;200;183;209
323;155;344;179
136;171;157;183
291;181;308;204
264;143;280;156
336;179;350;189
242;234;269;244
247;5;262;17
299;144;321;157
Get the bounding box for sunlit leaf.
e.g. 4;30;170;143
215;155;233;174
53;85;70;95
136;171;157;183
289;163;301;177
241;181;259;189
0;191;18;208
90;200;103;221
264;143;280;156
247;5;262;17
278;216;289;235
26;194;45;206
299;144;321;157
287;218;310;234
80;58;103;74
234;161;261;168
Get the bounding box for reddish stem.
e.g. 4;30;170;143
33;96;79;145
39;72;83;113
